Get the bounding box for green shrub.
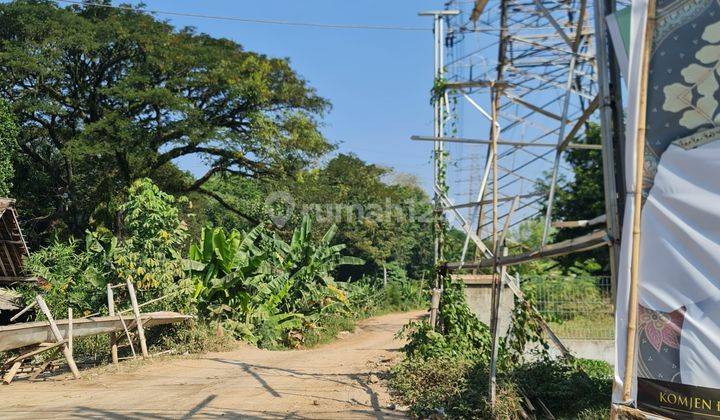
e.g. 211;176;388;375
161;321;237;354
21;179;194;364
398;279;491;362
389;356;521;419
22;240;107;319
389;272;610;419
383;278;425;311
389;356;612;419
300;313;357;348
187;214;363;348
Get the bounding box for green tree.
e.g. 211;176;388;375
0;100;18;197
0;0;332;239
292;154;434;280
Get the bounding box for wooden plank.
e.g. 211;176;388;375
0;243;8;277
36;296;80;379
552;214;606;228
0;214;24;271
0;276;38;283
107;284;118;365
28;360;53;382
0;311;190;352
429;288;441;330
8;208;29;257
453;274;495;284
126;280;149;358
3;361;22;384
2;340;66;368
470;0;489;22
117;311;137;359
67;308;73;355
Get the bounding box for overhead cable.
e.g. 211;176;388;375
54;0;428;32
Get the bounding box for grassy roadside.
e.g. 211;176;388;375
387;355;613;419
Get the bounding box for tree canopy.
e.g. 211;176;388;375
296;154;433;280
0;100;18;196
197;153;435;281
0;0;333;239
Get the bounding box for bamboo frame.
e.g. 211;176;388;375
488;0;508;405
126;279;149;358
107;283;119;364
35;296;80;379
622;0;657;403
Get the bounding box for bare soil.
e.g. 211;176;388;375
0;310;424;419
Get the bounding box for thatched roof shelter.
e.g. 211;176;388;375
0;198;32;284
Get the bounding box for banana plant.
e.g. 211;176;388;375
274;215;363;285
187;225;264;300
186;216;363;346
271;215;363;313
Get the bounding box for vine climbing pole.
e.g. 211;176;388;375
415;0;627;406
419;9;460;330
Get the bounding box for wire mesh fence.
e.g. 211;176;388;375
521;275;614;340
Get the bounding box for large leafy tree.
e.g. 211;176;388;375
0;0;332;239
0;100;18;196
293;154;434;280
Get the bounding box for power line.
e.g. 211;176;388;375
53;0;428;32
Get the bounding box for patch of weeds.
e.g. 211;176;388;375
154;322;237;354
300;314;357;348
389;355;521;419
388;356;612;419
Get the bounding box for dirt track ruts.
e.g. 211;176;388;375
0;310;424;419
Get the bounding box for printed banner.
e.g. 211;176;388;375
614;0;720;417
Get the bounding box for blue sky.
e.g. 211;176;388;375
94;0;441;189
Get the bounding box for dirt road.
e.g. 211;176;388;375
0;310;423;419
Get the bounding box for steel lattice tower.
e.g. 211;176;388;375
417;0;627;405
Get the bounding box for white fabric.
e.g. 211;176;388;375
640;141;720;387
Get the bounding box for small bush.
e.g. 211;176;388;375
390;272;611;419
